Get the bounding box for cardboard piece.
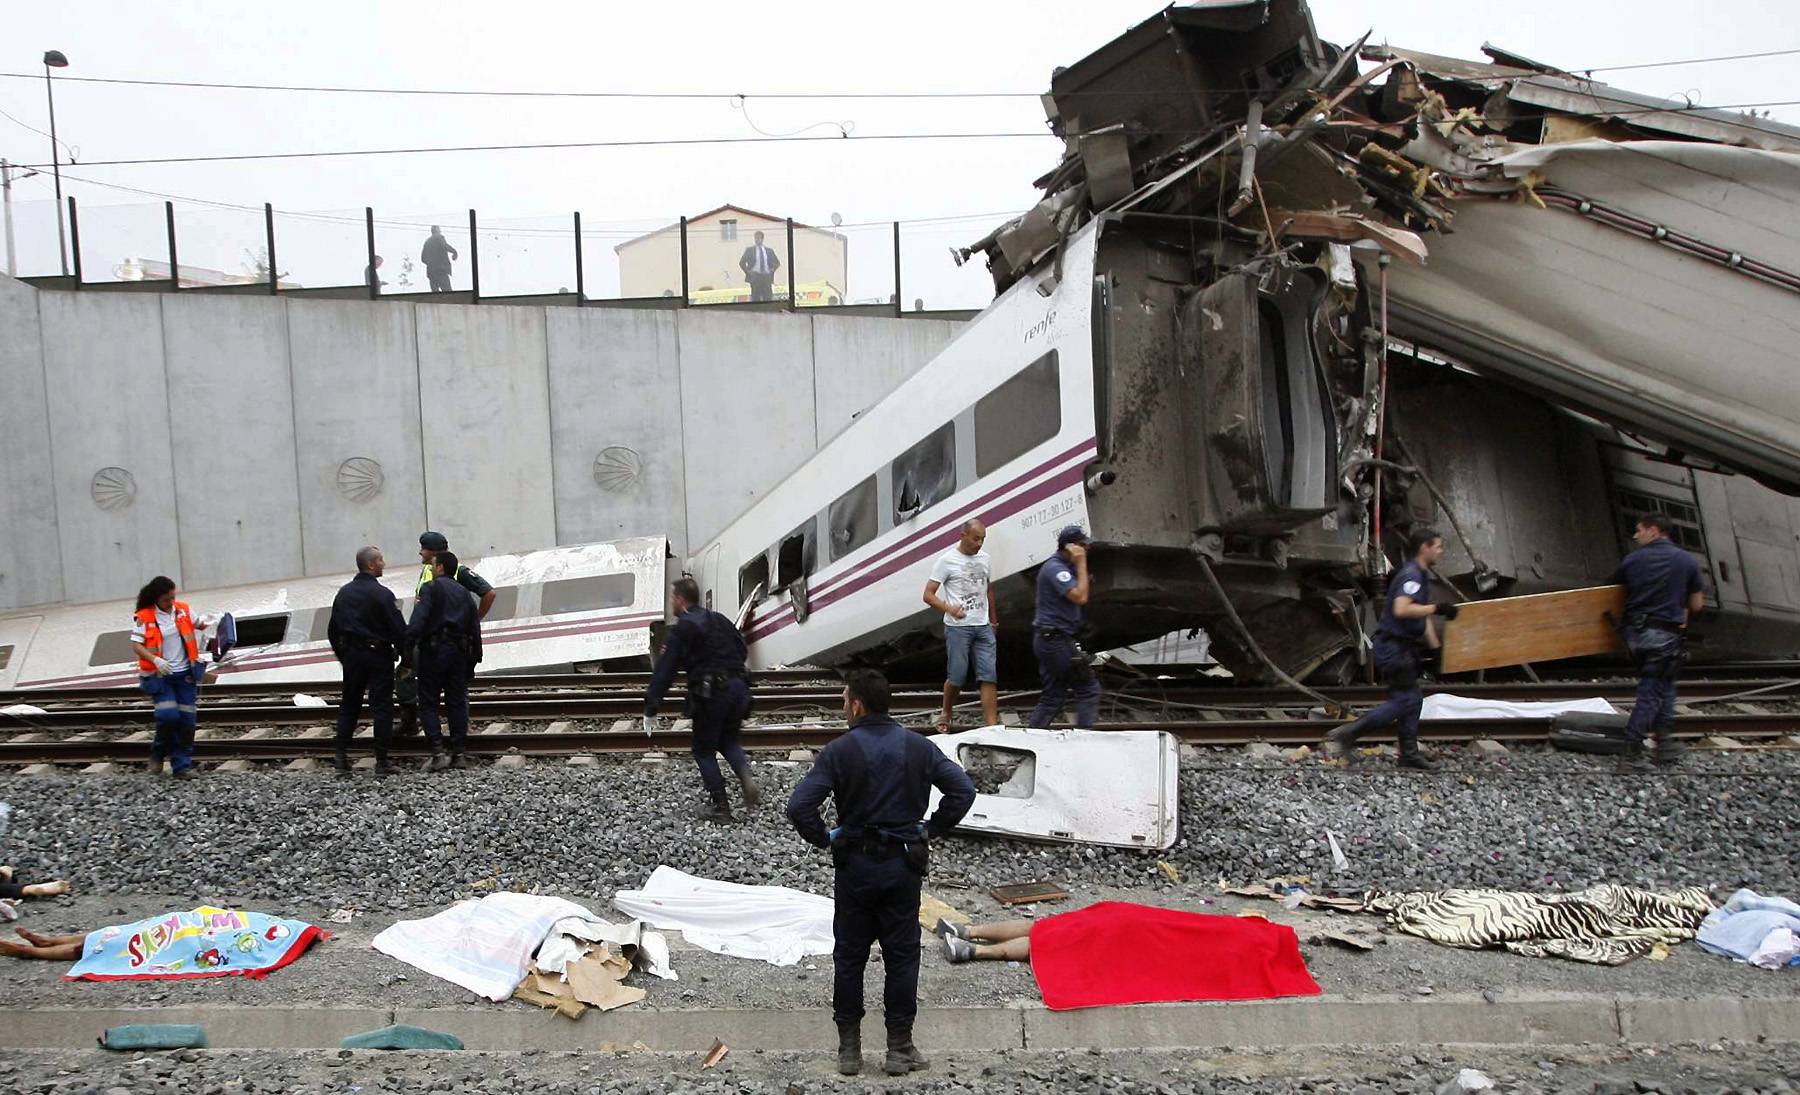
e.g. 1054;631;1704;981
1438;585;1626;674
701;1039;729;1069
565;953;647;1012
918;892;970;931
991;881;1071;906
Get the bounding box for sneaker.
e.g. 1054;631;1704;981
942;935;975;963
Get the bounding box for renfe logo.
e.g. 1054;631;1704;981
1024;309;1057;344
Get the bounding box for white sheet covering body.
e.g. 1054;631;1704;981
371;892;598;1001
613;866;835;966
1420;695;1618;721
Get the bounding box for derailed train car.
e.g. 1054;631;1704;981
693;0;1800;681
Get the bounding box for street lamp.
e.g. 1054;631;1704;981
43;49;68;277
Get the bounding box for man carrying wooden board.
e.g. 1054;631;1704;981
1612;513;1708;769
1324;528;1459;769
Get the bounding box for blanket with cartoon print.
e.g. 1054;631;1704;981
66;906;325;981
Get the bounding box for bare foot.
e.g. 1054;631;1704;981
0;866;13;882
22;880;71;898
16;927;57;947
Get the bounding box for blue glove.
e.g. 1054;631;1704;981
828;826;843;842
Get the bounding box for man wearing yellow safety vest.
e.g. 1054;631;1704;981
397;532;496;738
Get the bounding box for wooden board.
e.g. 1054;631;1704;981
1438;585;1627;674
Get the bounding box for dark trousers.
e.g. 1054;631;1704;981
832;851;923;1030
139;669;201;773
1341;643;1423;747
1625;626;1682;745
427;266;451;292
336;646;396;752
418;642;470;749
747;273;775;302
691;678;751;799
1028;630;1101;727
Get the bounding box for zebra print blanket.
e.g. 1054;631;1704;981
1363;885;1715;965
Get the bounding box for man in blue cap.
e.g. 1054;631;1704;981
1027;525;1100;728
398;532;496;738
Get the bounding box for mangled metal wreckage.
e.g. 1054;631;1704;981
949;1;1800;681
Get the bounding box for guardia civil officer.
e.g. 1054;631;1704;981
785;669;976;1077
1324;527;1458;769
1026;525;1101;728
1611;513;1707;769
642;577;758;821
406;551;482;771
397;532;496;737
326;546;406;776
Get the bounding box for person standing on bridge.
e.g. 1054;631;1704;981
642;577;758;821
924;519;1000;730
406;551;482;771
786;669;976;1077
1324;527;1458;769
327;546;406;776
739;230;781;302
1612;512;1707;770
1027;525;1101;728
421;226;459;293
129;576;209;779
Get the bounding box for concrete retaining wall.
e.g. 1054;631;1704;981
0;277;962;609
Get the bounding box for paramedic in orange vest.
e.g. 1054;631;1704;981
129;576;208;779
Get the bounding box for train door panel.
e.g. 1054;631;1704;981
0;615;43;690
1721;474;1800;614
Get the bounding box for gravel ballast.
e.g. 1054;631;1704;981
1;746;1794;912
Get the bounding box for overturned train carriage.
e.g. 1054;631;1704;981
694;0;1800;682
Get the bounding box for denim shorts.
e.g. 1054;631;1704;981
945;624;997;685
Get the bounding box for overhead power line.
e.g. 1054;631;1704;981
0;48;1794;100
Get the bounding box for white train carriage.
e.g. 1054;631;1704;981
690;223;1103;671
0;538;669;691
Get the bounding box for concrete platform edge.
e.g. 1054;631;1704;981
0;995;1795;1052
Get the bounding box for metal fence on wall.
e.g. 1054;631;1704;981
4;193;1005;314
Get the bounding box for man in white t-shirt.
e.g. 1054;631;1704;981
923;520;999;729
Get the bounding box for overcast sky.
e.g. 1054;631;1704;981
3;0;1794;306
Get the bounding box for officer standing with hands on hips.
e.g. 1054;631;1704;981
1027;525;1102;728
643;577;758;821
397;532;495;738
786;669;976;1078
1612;512;1707;770
1325;527;1457;769
326;546;406;776
406;551;482;771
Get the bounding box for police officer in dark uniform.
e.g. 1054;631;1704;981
326;546;406;776
1324;526;1458;769
405;551;482;771
1027;524;1101;728
1611;512;1707;769
397;531;496;737
785;669;976;1078
643;577;758;821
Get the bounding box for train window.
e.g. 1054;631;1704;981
487;585;519;621
827;476;878;562
541;574;636;614
777;519;817;589
235;614;291;647
891;422;957;522
0;644;12;671
976;350;1061;476
308;609;333;643
88;630;137;667
739;554;770;604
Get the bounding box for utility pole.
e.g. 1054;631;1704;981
0;159;35;277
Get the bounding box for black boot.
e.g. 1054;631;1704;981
1652;724;1685;767
884;1025;930;1075
1397;739;1434;770
373;753;397;777
733;764;762;808
450;750;469;770
333;746;352;775
428;747;451;772
836;1021;862;1076
697;793;733;822
1616;740;1653;774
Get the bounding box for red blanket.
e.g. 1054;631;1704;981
1028;902;1320;1010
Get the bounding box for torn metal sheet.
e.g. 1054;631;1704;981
929;727;1180;850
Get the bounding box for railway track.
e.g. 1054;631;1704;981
0;711;1795;767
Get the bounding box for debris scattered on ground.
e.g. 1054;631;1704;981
991;881;1070;906
325;908;358;924
339;1024;463;1051
917;891;968;932
98;1024;207;1051
700;1039;728;1069
291;694;328;708
1696;888;1800;970
1325;830;1350;872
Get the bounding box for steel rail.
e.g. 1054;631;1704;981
2;712;1796;766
